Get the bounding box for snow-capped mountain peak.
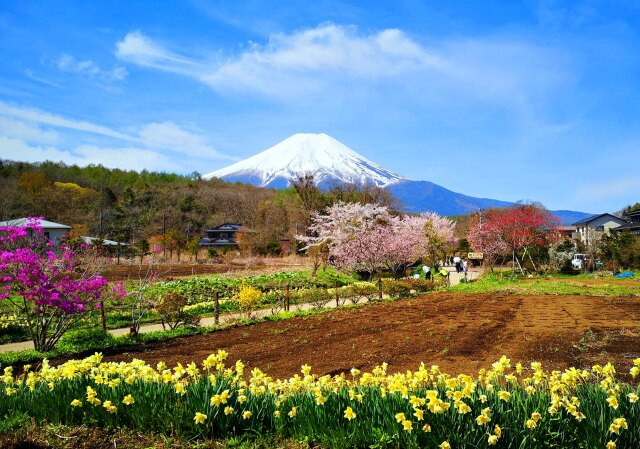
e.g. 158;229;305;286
203;133;408;187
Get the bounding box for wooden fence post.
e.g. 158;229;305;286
285;285;290;311
100;300;107;332
214;291;220;324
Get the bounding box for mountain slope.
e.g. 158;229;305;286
203;133;407;188
388;180;590;224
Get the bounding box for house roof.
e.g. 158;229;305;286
204;223;256;233
612;222;640;232
572;213;624;226
82;236;126;246
0;218;72;229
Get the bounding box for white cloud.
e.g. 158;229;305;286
0;135;182;172
138;121;236;160
0;103;235;171
116;31;199;75
57;54;128;82
0;101;135;142
114;25;567;103
0;116;60;145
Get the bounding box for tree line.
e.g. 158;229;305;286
0;160;396;257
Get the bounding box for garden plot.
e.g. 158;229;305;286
96;292;640;379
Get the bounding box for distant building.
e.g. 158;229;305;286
82;236;127;247
199;223;255;248
572;213;627;246
0;218;71;243
556;226;577;239
612;209;640;236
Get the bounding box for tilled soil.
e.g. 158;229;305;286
100;292;640;379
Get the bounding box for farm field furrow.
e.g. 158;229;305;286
98;292;640;379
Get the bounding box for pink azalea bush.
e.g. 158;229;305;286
0;218;119;351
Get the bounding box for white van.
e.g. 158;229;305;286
571;254;587;270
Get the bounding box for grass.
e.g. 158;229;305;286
0;422;307;448
448;271;640;296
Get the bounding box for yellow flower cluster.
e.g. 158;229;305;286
0;314;26;329
2;351;640;448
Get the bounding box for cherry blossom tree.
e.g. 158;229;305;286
467;205;560;273
0;220;121;351
420;212;457;265
298;202;456;278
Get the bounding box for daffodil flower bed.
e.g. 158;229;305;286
2;354;640;449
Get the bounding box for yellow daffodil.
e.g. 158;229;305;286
194;412;207;424
344;406;356;420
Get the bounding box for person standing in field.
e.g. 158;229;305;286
423;264;431;280
453;256;462;273
463;259;468;274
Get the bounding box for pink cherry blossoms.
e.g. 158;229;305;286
298;202;456;277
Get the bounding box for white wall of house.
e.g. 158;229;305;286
576;215;626;246
43;228;69;243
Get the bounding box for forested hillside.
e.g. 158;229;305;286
0;161;394;254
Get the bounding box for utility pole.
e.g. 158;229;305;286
162;213;167;260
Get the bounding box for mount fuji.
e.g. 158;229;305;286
204;133;406;188
203;133;589;224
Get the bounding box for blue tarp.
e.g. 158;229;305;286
615;271;634;278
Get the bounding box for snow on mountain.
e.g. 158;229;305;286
203;133;408;187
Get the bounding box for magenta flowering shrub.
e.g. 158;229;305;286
0;218;118;351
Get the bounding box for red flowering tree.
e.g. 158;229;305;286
467;205;560;272
0;220;120;351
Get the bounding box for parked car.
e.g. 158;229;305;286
571;254;603;270
571;254;588;270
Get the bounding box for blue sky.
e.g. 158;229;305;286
1;1;639;213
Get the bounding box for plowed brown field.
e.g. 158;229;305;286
101;292;640;379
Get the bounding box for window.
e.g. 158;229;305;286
596;225;604;232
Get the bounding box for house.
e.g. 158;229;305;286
82;236;127;247
556;226;577;239
612;209;640;236
0;218;71;243
199;223;255;248
572;213;627;246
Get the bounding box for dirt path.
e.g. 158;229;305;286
84;292;640;379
